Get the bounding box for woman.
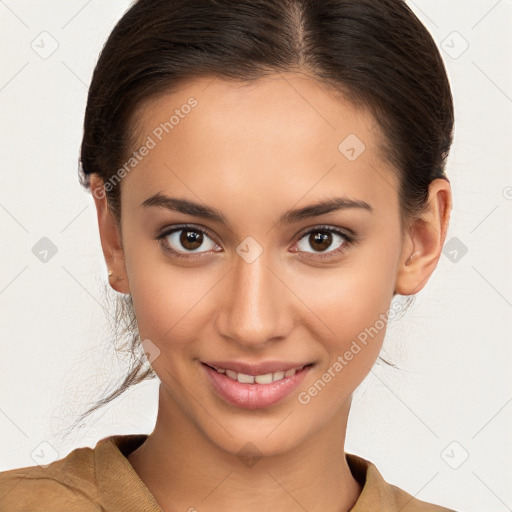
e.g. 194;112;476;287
0;0;457;510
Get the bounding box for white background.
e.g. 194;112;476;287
0;1;511;511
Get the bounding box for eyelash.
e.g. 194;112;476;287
155;224;356;261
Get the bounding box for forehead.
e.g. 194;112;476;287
121;73;399;218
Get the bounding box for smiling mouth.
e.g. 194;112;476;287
201;361;315;409
202;362;314;385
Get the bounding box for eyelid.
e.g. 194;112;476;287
157;223;219;243
156;223;221;257
291;224;356;260
294;223;356;242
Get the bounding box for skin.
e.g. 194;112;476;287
90;72;451;512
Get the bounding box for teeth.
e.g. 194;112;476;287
226;369;237;380
213;365;305;384
237;373;255;384
255;373;273;384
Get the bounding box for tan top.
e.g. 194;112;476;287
0;434;455;511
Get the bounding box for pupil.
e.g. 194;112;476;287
311;232;331;252
181;230;202;250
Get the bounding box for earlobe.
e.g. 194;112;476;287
89;174;130;294
394;178;452;296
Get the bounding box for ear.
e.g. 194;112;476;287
394;178;452;295
89;174;130;294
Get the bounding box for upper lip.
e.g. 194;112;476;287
202;360;313;375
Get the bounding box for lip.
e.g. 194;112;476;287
201;361;314;410
201;359;312;375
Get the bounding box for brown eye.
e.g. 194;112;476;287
294;226;353;259
157;225;220;257
309;231;333;252
179;229;203;250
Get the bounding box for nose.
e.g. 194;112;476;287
215;248;293;350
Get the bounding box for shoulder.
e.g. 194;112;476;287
347;453;458;512
0;442;101;512
383;479;457;511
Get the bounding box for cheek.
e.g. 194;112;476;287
302;234;399;375
295;274;395;416
124;245;219;361
308;278;390;378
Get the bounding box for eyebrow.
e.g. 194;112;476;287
141;192;373;226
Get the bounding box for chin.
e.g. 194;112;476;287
195;403;320;461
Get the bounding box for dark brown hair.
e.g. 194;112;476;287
72;0;454;431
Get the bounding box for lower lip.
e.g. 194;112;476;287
202;363;312;410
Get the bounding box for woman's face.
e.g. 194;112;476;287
100;73;408;456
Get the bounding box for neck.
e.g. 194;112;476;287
128;386;362;512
